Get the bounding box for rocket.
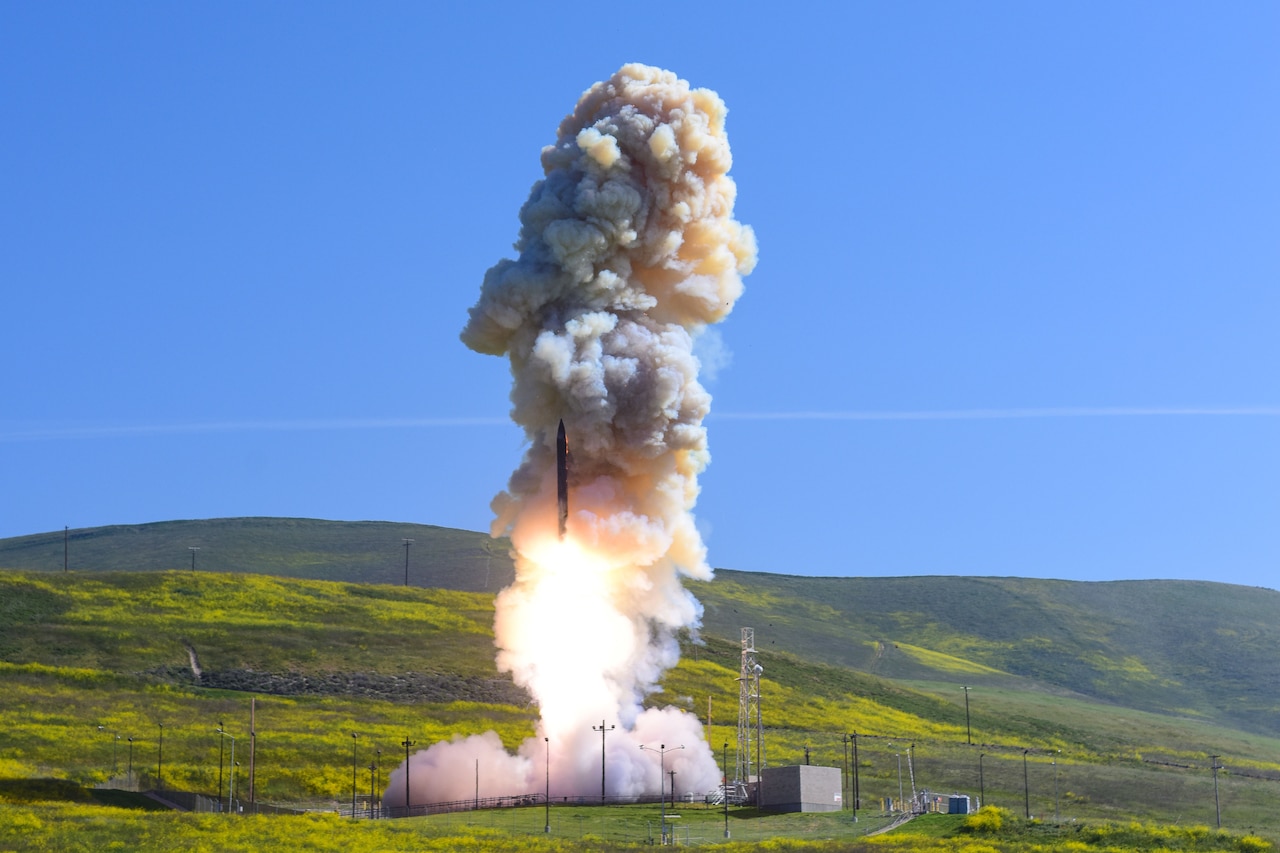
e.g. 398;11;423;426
556;419;569;539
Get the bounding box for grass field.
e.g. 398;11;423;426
0;800;1271;852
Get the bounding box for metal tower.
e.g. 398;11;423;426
734;627;764;801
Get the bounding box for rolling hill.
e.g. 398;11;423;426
4;518;1274;738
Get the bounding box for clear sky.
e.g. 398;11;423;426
3;3;1276;588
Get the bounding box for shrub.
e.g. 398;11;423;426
960;805;1012;834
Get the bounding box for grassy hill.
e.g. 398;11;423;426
2;518;1280;841
689;572;1280;738
0;518;516;591
6;519;1280;738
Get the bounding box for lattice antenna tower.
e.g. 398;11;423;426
734;627;764;795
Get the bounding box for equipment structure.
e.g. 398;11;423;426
734;627;765;803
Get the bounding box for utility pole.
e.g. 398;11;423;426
851;732;860;822
592;720;614;802
189;546;200;572
157;723;163;790
1211;755;1222;828
64;526;68;572
1023;749;1030;819
841;734;849;812
402;539;414;586
978;753;985;809
249;698;256;807
963;686;972;746
401;737;416;818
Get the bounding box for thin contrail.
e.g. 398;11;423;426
710;406;1280;422
0;417;511;442
3;407;1276;443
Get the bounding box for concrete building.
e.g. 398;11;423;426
758;765;842;813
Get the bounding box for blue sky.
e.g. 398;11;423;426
3;3;1277;587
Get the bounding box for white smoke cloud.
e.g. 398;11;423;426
385;63;755;809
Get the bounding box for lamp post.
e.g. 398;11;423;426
544;737;550;833
369;761;377;819
127;737;135;787
640;743;683;845
401;737;415;818
402;539;414;586
375;749;382;816
215;727;236;815
157;723;164;790
722;741;730;839
217;721;225;808
351;732;361;819
592;720;614;803
963;686;972;746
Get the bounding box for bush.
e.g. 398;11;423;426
961;805;1012;834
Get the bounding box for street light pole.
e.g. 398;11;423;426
979;753;985;808
640;743;684;845
544;737;550;833
722;741;730;839
217;721;225;808
402;539;414;586
351;732;360;819
592;720;614;803
227;734;236;814
157;723;164;790
215;727;236;814
127;737;134;787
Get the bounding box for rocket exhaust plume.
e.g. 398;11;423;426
386;63;756;809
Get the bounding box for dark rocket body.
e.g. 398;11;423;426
556;419;569;539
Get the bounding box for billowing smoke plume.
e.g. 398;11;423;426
386;63;755;809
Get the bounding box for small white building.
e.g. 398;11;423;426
758;765;842;813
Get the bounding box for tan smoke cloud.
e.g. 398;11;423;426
387;63;755;809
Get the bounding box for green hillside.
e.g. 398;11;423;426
6;519;1280;738
0;518;515;591
690;572;1280;738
